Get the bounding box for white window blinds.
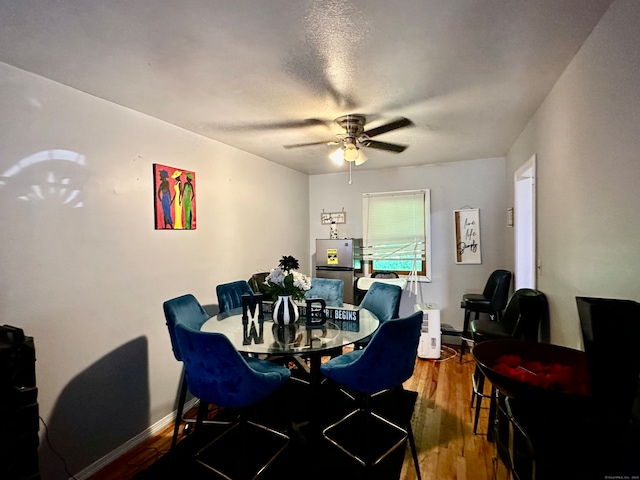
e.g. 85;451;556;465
362;189;431;285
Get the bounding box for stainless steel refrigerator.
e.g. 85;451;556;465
315;238;359;305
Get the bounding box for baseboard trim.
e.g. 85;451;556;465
72;398;198;480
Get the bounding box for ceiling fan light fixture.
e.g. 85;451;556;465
354;149;368;166
330;147;345;165
343;141;359;162
292;114;412;170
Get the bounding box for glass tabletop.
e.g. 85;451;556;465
200;304;379;356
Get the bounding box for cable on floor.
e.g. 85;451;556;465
39;416;79;480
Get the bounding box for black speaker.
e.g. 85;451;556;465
0;325;40;479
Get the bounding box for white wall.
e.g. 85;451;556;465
309;157;507;329
0;63;309;478
505;0;640;348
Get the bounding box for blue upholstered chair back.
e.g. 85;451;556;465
359;281;402;322
216;280;254;313
163;294;210;362
305;278;344;307
320;311;422;394
174;322;290;409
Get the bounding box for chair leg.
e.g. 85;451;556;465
470;364;479;408
487;385;497;442
323;392;420;477
195;399;207;433
173;370;223;446
472;367;486;434
172;372;189;448
407;421;422;480
195;416;289;480
460;308;472;361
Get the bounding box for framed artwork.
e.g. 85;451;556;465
454;208;481;264
321;211;346;224
153;164;196;230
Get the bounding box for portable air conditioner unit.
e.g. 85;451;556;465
414;303;441;359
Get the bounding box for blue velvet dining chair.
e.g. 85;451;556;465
305;277;344;307
216;280;254;313
163;293;212;448
174;321;291;479
303;277;345;360
319;311;423;479
354;281;402;349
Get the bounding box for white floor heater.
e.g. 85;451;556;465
414;303;441;359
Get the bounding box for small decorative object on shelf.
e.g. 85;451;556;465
264;255;311;325
330;221;338;239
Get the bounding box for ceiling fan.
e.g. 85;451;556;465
283;114;414;166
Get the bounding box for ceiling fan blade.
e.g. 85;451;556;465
362;117;414;138
360;139;408;153
283;140;338;149
220;118;331;131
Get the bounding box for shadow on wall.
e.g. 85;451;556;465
39;337;150;479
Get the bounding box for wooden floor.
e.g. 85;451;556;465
87;347;508;480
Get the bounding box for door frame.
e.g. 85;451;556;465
514;154;537;289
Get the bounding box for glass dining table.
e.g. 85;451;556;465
200;302;379;381
201;302;379;437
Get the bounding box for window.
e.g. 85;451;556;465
361;189;431;281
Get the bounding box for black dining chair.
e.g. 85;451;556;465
469;288;549;435
371;270;400;279
493;391;536;480
576;297;640;424
248;272;270;295
575;296;640;475
459;269;512;361
174;321;291;479
319;311;423;479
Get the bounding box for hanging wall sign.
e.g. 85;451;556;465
321;210;346;224
454;208;481;264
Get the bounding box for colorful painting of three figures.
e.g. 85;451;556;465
153;164;196;230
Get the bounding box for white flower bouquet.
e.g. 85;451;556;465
264;255;311;302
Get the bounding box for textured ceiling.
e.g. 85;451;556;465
0;0;614;174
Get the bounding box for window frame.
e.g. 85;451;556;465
361;189;432;282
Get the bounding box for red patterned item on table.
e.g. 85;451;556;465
493;354;590;396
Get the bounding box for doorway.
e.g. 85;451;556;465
514;155;536;290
